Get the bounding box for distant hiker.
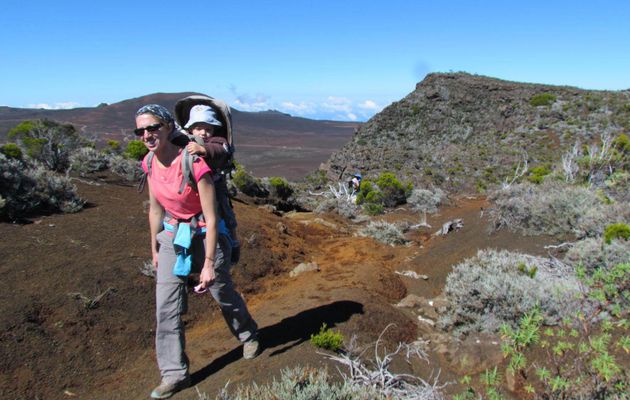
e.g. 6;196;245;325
349;172;362;193
174;96;241;264
134;104;259;399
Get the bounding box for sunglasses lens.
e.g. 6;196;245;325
146;123;162;132
133;123;162;136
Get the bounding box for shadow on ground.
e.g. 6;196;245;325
191;300;363;385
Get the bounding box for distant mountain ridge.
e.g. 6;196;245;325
323;72;630;190
0;93;358;179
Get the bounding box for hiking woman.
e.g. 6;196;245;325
135;104;258;399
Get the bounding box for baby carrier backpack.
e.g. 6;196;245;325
173;95;238;235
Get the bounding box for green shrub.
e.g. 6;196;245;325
8;119;86;172
123;140;149;160
604;223;630;244
375;172;411;207
310;323;344;351
355;179;374;205
527;164;552;184
232;163;268;197
268;176;293;199
7;120;36;139
612;133;630;153
0;143;22;159
530;93;557;107
363;203;384;216
107;140;121;153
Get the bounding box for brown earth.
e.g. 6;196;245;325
0;177;558;400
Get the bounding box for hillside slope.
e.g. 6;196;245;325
0;94;357;180
324;73;630;191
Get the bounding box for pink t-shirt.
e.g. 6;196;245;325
142;151;212;221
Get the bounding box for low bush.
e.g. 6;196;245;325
355;173;412;209
363;203;384;216
488;181;624;237
406;188;445;214
0;153;84;220
375;172;412;207
438;249;581;336
603;222;630;244
564;237;630;274
530;93;557;107
357;221;407;246
206;366;382;400
8;119;87;172
526;164;552;184
106;140;121;153
314;197;359;219
123;140;148;160
310;323;344;351
268;176;293;200
492;263;630;400
232;163;268;197
108;155;144;182
69;147;110;176
0;143;22;159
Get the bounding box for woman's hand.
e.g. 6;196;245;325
198;259;216;289
186;142;207;156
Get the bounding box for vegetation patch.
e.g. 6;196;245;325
529;93;557;107
357;221;407;246
603;222;630;244
439;249;580;336
310;323;344;351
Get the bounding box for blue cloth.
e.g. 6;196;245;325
163;221;206;277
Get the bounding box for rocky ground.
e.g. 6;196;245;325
0;174;562;400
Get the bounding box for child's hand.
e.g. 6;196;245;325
186;142;206;156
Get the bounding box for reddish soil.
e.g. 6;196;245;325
0;178;557;400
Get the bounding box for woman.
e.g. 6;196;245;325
135;105;258;399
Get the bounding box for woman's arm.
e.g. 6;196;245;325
197;173;218;289
147;181;165;268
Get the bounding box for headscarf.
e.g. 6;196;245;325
135;104;174;124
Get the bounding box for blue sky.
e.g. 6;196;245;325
1;1;628;121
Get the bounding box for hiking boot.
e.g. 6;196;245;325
230;241;241;265
150;376;191;399
243;338;259;360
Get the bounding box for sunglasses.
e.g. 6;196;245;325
134;122;163;136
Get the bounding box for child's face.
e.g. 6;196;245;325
189;123;215;142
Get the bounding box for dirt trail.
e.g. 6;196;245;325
0;180;555;399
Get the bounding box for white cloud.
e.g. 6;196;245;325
322;96;353;113
346;113;358;121
232;93;270;112
27;101;81;110
279;101;316;116
358;100;379;110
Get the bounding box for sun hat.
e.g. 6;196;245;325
184;105;223;129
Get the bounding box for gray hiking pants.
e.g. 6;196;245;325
155;230;257;383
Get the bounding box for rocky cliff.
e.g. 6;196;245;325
323;73;630;191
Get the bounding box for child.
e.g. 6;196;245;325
184;104;240;264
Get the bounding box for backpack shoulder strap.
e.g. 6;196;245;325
179;150;198;193
137;151;155;193
147;151;155;176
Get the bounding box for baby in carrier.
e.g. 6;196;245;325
184;104;240;264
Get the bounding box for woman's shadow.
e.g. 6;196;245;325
191;300;363;384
